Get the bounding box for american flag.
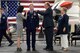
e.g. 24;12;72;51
1;1;19;24
1;0;54;23
1;0;54;32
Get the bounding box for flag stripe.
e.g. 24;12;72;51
21;2;54;11
20;3;54;6
20;1;54;3
24;8;46;10
23;6;52;8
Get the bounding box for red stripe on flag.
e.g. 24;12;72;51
36;29;40;32
8;19;16;22
20;1;54;3
23;6;52;8
23;6;44;8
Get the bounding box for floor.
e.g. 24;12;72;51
0;41;80;53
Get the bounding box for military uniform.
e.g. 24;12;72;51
25;11;39;49
0;14;14;46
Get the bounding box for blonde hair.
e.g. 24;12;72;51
60;7;68;13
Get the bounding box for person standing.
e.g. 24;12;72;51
56;7;69;51
25;4;39;51
16;6;26;51
37;2;54;51
0;8;14;47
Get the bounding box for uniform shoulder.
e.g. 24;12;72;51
2;14;7;18
63;14;69;19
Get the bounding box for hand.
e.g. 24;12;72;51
63;27;66;32
54;27;58;31
36;27;39;29
6;29;10;34
6;28;9;32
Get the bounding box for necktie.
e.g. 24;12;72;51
30;11;34;19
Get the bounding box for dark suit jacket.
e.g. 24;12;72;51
25;11;39;29
57;14;69;34
37;8;54;28
0;14;7;30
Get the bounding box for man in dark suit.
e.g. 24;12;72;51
0;8;14;47
25;4;39;51
37;2;54;51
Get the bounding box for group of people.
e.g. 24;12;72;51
0;2;69;52
16;2;55;51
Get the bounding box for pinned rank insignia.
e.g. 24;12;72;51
3;17;5;19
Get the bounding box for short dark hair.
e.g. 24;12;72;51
45;2;51;7
17;6;24;13
29;3;34;7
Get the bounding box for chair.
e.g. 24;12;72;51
71;24;80;46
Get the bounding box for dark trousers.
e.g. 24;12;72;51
44;27;53;49
0;30;13;44
26;28;36;49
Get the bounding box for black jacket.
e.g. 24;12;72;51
37;8;54;28
25;11;39;29
57;14;69;34
0;14;7;30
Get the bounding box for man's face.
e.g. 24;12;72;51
60;9;64;14
44;4;47;9
44;4;48;9
0;8;3;14
29;4;34;10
